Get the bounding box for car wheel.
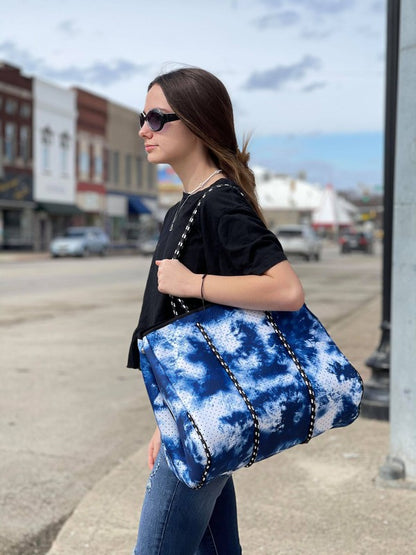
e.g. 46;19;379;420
304;253;310;261
314;252;321;261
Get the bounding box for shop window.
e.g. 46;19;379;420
20;126;31;163
94;155;103;179
5;98;18;115
5;122;16;162
112;151;119;184
78;140;89;179
125;154;132;186
94;144;103;180
41;127;53;172
60;132;70;175
20;103;31;118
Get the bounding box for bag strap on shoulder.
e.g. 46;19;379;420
170;182;241;315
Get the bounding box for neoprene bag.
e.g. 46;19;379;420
138;184;363;488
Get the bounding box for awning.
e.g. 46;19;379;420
128;196;151;215
36;202;84;215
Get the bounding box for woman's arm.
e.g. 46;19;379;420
155;259;304;312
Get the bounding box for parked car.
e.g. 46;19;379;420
273;224;322;261
50;227;110;258
339;231;374;254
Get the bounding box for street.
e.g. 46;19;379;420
0;245;382;554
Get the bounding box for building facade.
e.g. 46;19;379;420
33;78;78;249
75;88;107;227
106;100;157;243
0;63;33;249
0;62;159;251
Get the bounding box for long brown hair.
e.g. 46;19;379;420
148;67;265;223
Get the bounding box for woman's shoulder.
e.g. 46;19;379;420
201;179;251;214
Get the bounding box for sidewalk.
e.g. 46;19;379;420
47;295;416;555
0;251;49;263
0;247;136;264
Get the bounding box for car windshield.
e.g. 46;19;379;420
64;230;87;238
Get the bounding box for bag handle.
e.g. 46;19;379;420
170;182;240;316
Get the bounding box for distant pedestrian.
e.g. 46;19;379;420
127;66;304;554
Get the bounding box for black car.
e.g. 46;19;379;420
339;231;374;254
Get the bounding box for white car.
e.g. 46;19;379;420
273;224;322;262
50;227;110;258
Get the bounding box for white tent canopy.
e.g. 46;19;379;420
312;184;357;228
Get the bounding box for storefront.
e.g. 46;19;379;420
0;172;34;249
33;201;84;251
106;192;127;242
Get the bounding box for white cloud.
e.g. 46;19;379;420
0;41;147;86
245;56;322;91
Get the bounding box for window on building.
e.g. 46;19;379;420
106;149;111;183
5;122;16;162
60;132;70;175
20;126;30;163
41;127;53;172
112;151;119;184
136;157;143;187
20;103;31;118
94;144;103;180
94;154;103;180
5;98;18;115
125;154;132;186
78;141;90;178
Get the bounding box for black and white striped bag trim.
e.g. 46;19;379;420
188;312;316;488
170;183;242;316
196;322;261;469
265;311;316;442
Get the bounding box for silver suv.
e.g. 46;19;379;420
273;224;322;262
50;227;110;258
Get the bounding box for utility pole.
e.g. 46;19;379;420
361;0;400;420
379;0;416;484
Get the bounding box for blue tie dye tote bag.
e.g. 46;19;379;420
138;184;363;489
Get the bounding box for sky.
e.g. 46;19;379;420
0;0;387;189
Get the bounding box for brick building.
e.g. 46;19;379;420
0;62;33;248
74;88;107;227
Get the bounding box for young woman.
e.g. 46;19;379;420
128;67;304;555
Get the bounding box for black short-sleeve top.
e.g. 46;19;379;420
127;179;286;369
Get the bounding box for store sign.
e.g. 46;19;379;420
0;173;33;201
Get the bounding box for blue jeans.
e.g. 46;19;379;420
133;449;242;555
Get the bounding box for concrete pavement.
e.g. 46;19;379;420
0;246;137;265
45;293;416;555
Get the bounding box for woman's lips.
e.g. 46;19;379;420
145;144;156;152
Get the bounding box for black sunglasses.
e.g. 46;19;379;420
139;109;179;132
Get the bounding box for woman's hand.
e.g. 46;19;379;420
155;259;200;298
148;427;161;470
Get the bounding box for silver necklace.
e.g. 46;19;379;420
169;169;222;231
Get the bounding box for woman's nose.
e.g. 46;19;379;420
139;124;151;139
